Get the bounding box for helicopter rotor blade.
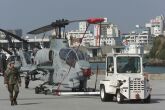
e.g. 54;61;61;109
27;18;104;35
28;19;69;35
0;28;28;44
0;29;42;49
27;24;53;35
69;18;104;24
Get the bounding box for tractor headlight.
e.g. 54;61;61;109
141;80;144;84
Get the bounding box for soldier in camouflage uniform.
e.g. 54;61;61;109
4;61;21;106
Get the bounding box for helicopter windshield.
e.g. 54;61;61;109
77;51;85;60
59;48;86;67
59;48;86;61
59;48;71;61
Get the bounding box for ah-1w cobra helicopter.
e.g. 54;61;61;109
27;18;104;92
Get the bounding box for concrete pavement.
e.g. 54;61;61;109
0;75;165;110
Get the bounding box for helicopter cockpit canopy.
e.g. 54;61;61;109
59;48;86;67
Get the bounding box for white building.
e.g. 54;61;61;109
67;30;94;47
122;15;165;46
100;37;122;46
79;22;87;32
146;15;165;37
122;27;153;46
67;22;95;47
94;21;120;46
67;19;121;47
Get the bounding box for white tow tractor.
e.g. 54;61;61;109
100;46;151;103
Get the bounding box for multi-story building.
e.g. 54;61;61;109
67;18;121;47
122;15;165;47
67;30;94;47
94;19;121;46
79;22;87;32
122;27;153;46
146;15;165;37
67;21;95;47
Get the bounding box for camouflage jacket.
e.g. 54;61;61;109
4;67;21;85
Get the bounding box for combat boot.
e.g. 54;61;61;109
13;92;19;105
10;97;14;106
11;100;14;106
13;99;17;105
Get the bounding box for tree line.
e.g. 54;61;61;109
149;35;165;60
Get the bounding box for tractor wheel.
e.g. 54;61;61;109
143;94;151;103
100;85;113;102
116;90;124;103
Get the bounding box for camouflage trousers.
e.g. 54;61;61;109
8;84;19;101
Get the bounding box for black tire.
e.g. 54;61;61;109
143;95;151;103
35;87;40;94
116;90;124;103
44;90;48;95
72;88;76;92
100;85;113;102
79;81;84;91
108;94;114;101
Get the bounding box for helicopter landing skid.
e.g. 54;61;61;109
54;91;100;96
35;85;99;96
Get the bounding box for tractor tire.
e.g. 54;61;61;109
100;85;113;102
143;94;151;103
116;90;124;103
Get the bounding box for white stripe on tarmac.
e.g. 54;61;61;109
57;92;100;96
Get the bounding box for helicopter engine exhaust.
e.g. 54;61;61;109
34;49;54;65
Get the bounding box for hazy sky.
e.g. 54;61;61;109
0;0;165;35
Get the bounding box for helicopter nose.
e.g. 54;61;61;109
81;68;91;77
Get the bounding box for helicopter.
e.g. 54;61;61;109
0;29;41;77
27;18;104;92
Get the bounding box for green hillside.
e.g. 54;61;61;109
149;36;165;60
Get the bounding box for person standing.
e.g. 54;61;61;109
4;61;21;106
122;58;136;73
25;74;30;88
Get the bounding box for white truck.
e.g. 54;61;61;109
100;51;151;103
